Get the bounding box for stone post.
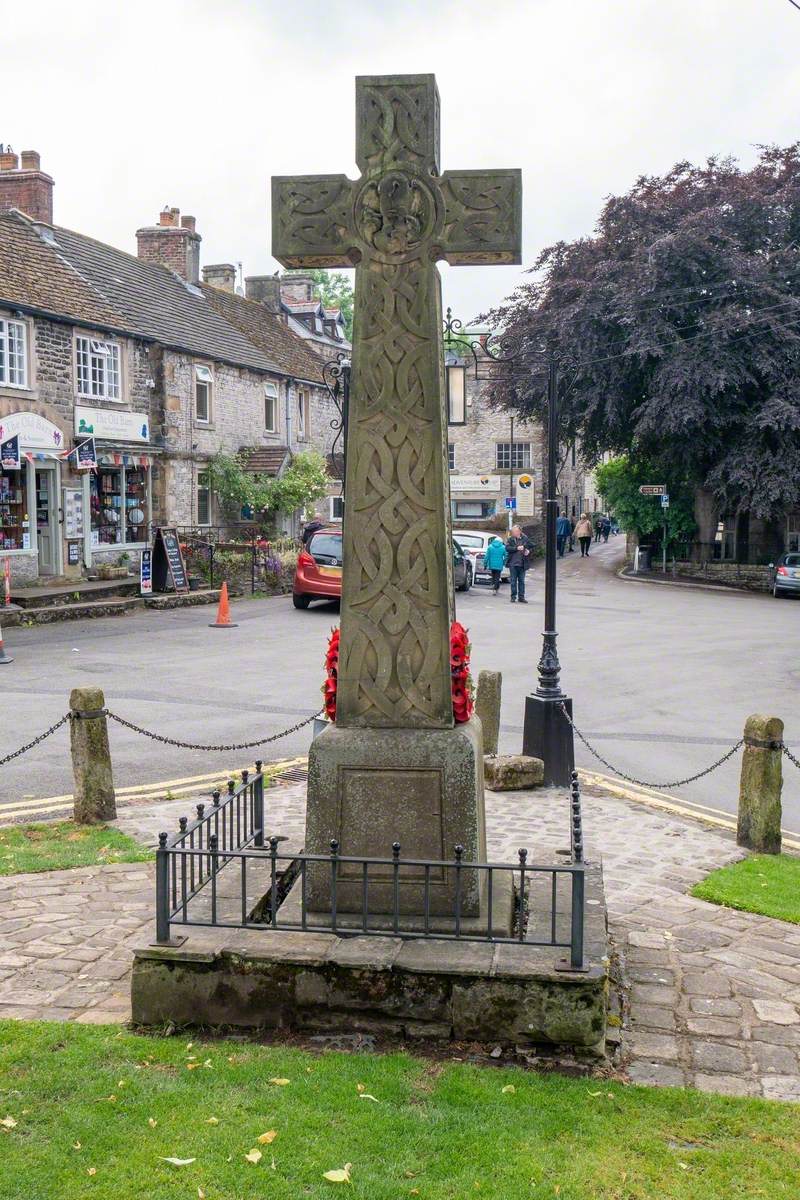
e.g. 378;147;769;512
475;670;502;756
737;714;783;854
70;686;116;823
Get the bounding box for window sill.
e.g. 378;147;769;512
76;396;125;405
0;383;32;395
0;547;36;555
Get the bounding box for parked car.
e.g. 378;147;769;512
769;552;800;598
293;530;471;608
452;529;510;584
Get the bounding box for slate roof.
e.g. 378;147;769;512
201;285;324;384
239;446;290;476
0;210;326;381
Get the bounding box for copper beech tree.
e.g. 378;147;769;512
487;144;800;527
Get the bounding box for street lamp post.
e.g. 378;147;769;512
522;360;575;785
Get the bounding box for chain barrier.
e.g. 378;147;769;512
558;703;744;790
783;743;800;772
0;713;71;768
105;708;322;753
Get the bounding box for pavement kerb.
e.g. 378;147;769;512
580;767;800;851
616;566;762;597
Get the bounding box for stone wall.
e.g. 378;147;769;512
671;561;771;592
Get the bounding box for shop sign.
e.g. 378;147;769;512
75;406;150;444
516;473;535;517
68;542;81;566
75;438;97;470
1;435;20;469
0;412;64;450
140;547;152;595
449;474;501;494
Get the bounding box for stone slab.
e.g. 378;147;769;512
484;755;544;791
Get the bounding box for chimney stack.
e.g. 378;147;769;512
202;263;237;292
0;146;54;224
245;275;282;313
136;206;201;283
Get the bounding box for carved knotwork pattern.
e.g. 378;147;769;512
358;81;438;172
337;261;451;727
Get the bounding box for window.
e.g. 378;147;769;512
0;318;27;388
76;337;121;400
0;462;30;549
195;365;212;423
329;495;344;521
89;465;149;546
454;500;495;519
297;390;309;438
447;443;455;470
265;381;279;432
197;471;211;526
787;514;800;553
446;364;466;424
496;442;531;470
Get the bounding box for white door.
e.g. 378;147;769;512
35;467;58;575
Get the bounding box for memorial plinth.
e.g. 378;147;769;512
272;73;522;922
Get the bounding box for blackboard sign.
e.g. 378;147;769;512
152;527;189;593
76;437;96;470
68;541;81;566
140;547;152;595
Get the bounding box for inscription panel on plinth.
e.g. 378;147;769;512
338;767;444;881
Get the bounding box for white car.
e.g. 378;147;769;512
452;529;510;584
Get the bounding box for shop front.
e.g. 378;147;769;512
449;474;502;522
73;406;153;571
0;409;68;584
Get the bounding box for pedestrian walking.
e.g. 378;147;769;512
483;535;507;594
556;512;571;558
574;513;593;557
601;516;611;543
505;525;532;603
594;515;603;543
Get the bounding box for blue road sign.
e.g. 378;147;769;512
504;497;516;510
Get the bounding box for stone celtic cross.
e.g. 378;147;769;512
273;74;521;730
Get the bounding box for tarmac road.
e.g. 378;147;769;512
1;536;798;831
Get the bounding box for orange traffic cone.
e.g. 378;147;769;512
0;622;13;665
209;581;238;628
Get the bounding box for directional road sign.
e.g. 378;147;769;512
504;497;516;510
639;484;666;496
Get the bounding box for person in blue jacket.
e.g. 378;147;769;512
483;535;507;594
556;511;571;557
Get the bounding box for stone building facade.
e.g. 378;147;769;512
0;149;332;587
445;354;585;534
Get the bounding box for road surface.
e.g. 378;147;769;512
1;537;798;830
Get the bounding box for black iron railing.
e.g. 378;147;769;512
155;765;266;941
154;815;588;971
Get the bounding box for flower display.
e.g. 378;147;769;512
323;622;474;724
449;621;474;723
323;626;340;720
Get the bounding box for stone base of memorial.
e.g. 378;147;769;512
304;718;495;924
131;860;608;1052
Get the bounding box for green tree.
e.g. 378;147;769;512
594;456;696;546
305;269;354;340
209;450;329;528
487;145;800;524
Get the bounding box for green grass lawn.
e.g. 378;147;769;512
1;1022;799;1199
691;853;800;924
0;821;152;876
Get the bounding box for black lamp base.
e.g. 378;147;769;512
522;694;575;787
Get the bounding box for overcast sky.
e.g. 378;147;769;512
2;0;799;321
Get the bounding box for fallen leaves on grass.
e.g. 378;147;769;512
257;1130;278;1144
205;1116;219;1125
268;1077;290;1086
501;1085;516;1094
160;1157;196;1167
72;1141;81;1151
244;1148;263;1165
0;1116;17;1129
148;1118;158;1128
87;1167;97;1176
323;1163;352;1184
358;1094;379;1103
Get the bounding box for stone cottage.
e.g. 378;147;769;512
0;149;334;587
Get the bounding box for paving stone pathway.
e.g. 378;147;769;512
1;777;799;1100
